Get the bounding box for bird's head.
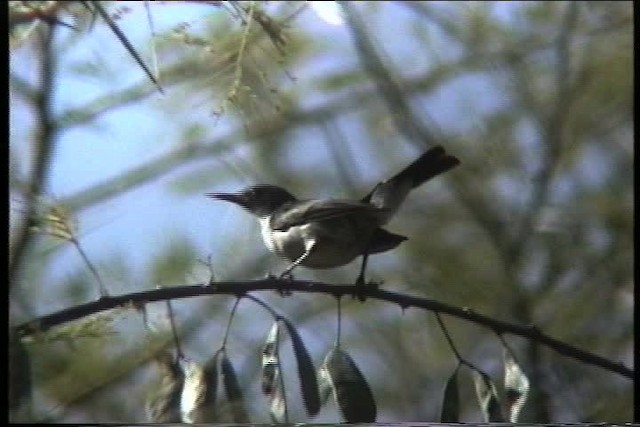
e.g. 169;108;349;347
207;184;298;217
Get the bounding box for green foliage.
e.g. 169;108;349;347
9;0;632;423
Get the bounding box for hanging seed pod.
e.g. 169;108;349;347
472;368;504;422
503;346;530;422
261;322;288;422
146;353;184;423
318;347;376;422
280;318;320;418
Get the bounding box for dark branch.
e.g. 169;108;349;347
14;279;633;379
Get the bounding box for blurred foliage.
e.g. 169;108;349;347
9;0;632;423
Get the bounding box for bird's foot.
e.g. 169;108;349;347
275;270;294;296
353;275;380;302
279;270;295;281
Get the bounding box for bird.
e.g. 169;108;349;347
207;145;460;286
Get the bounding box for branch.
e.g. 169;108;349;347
82;1;164;93
15;279;633;379
339;1;438;148
9;24;58;286
340;2;515;271
508;2;581;265
49;33;571;214
54;54;481;213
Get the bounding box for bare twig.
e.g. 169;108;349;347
82;1;164;93
435;312;463;362
166;300;183;358
221;296;242;348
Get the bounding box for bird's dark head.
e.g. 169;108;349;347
207;184;297;217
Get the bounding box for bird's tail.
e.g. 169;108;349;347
361;146;460;223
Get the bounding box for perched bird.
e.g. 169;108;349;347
207;146;459;285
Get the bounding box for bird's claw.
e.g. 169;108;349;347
279;271;295;281
353;276;381;302
275;270;294;296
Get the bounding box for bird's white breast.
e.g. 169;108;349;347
259;216;373;268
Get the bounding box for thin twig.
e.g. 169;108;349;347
244;294;280;319
83;1;164;94
336;296;342;347
221;296;242;348
71;237;109;297
144;0;162;87
166;299;183;358
435;312;463;362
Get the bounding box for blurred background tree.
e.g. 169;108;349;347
9;1;632;423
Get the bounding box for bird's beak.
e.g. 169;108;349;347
206;192;248;208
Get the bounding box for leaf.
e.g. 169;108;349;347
471;368;504;422
319;347;376;423
180;353;220;423
280;318;321;417
9;330;32;421
268;378;287;423
220;351;250;423
317;359;333;406
146;353;184;423
261;322;280;395
261;322;288;422
202;350;221;410
179;358;205;423
439;364;460;422
503;346;530;422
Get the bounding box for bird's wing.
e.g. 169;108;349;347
270;199;389;230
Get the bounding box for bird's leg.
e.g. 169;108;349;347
279;246;313;279
354;249;370;302
355;252;369;287
355;239;383;301
277;241;316;295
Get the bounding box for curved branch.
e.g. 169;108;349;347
15;279;633;379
